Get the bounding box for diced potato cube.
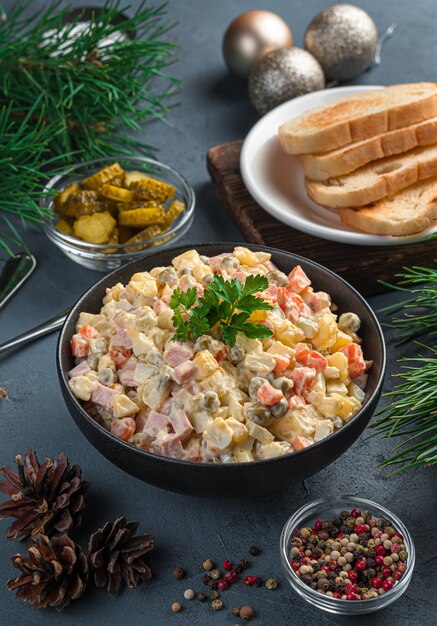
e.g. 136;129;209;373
69;375;97;401
204;417;233;451
193;350;219;380
327;352;350;384
330;329;353;352
348;382;366;403
192;264;212;283
225;417;248;444
172;249;201;271
246;421;275;445
233;246;258;267
129;272;158;298
273;318;305;347
244;352;276;375
112;394;140;418
314;420;334;442
312;311;338;351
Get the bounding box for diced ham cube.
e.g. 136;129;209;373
289;395;306;409
110;418;136;442
208;253;233;273
277;288;301;322
109;347;132;369
68;361;91;378
295;343;328;371
164;341;194;367
306;289;331;312
117;359;137;387
143;411;169;438
288;367;317;397
173;360;197;385
111;325;133;349
134;411;148;433
168;405;193;439
352;373;368;390
287;265;311;294
71;333;89;358
292;435;313;451
91;382;119;411
340;343;366;378
258;283;278;303
257;382;284;406
153;433;184;459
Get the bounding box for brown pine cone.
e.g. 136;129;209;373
88;517;154;595
7;534;89;611
0;449;90;541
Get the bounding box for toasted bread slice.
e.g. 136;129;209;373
306;144;437;208
279;83;437;155
301;117;437;181
339;179;437;236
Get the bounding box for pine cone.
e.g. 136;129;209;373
0;449;90;541
7;533;89;611
88;517;154;594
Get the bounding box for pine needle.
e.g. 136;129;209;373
371;264;437;474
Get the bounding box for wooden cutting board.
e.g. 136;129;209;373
207;140;436;295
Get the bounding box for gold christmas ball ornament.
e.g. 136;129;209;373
248;47;325;115
304;4;378;82
223;10;293;81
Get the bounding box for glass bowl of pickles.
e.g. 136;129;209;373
41;157;195;271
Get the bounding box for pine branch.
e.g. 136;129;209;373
371;264;437;474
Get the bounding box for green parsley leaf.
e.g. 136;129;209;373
170;273;274;346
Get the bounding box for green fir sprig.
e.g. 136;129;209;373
0;0;179;162
170;275;273;347
371;263;437;474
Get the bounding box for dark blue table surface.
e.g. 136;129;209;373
0;1;436;624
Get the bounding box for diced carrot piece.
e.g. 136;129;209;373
292;435;313;451
287;265;311;294
288;367;316;396
71;333;89;358
111;418;136;441
340;343;366;378
109;348;132;369
295;343;327;371
273;354;290;375
79;324;99;339
257;382;284;406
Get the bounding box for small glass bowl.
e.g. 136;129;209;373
41;156;195;272
280;496;415;615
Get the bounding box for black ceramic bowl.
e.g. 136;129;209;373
58;243;386;497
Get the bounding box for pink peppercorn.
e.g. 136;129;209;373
333;592;342;599
244;575;258;586
382;580;394;592
381;566;391;578
348;570;358;583
223;560;233;571
375;555;385;567
224;571;237;584
330;560;338;570
345;584;357;594
371;577;383;589
346;592;359;601
218;579;229;591
321;566;330;573
351;509;361;518
355;559;367;571
397;562;407;573
315;520;323;531
391;543;401;553
375;545;386;556
393;570;403;581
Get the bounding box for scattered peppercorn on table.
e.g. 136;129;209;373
0;0;436;625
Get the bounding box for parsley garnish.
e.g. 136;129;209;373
169;274;273;347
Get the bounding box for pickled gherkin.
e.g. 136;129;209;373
129;177;175;203
119;207;166;228
53;162;187;253
54;182;81;215
165;199;186;225
82;162;124;190
124;224;162;252
99;184;133;203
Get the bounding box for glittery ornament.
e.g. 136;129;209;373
248;47;325;115
223;10;293;81
304;4;378;82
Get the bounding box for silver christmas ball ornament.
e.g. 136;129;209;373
223;10;293;81
248;47;325;115
304;4;378;82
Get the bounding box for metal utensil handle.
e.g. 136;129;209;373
0;310;69;356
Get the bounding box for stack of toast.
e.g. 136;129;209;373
278;83;437;236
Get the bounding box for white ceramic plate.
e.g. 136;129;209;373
240;85;437;246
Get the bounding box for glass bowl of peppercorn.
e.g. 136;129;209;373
280;496;415;615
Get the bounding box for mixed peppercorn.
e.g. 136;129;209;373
290;508;408;601
170;546;278;620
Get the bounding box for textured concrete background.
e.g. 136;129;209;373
0;1;436;624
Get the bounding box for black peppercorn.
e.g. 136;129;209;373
203;574;210;584
340;511;350;520
333;516;343;527
172;566;185;579
367;548;376;557
234;564;243;574
301;574;312;584
310;581;317;589
198;592;207;602
240;558;250;570
254;577;262;587
208;580;218;590
249;546;260;556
